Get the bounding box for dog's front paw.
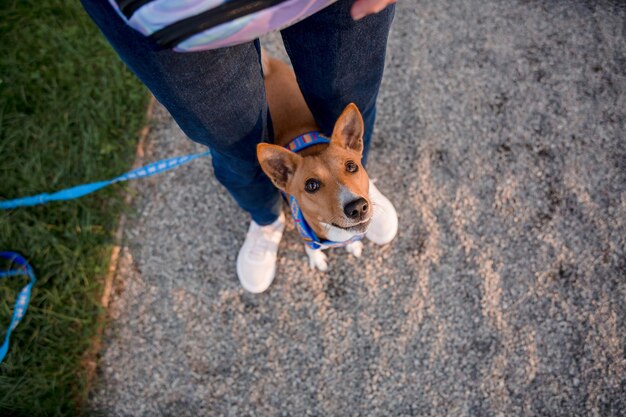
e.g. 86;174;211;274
345;240;363;258
304;245;329;272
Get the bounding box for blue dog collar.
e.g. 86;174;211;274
285;131;330;153
282;132;364;250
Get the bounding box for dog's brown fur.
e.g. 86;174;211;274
257;54;371;241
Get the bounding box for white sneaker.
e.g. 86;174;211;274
366;180;398;245
236;212;285;293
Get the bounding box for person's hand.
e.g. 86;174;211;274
350;0;397;20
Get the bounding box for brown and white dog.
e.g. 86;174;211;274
257;53;372;270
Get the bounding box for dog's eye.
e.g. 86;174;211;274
305;178;320;193
346;161;359;173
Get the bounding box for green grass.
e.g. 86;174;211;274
0;0;149;414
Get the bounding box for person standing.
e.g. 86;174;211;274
81;0;398;292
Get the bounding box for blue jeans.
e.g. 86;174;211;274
81;0;395;225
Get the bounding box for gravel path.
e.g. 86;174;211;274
89;1;625;416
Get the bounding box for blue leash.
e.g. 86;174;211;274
0;150;211;209
0;252;36;363
0;150;211;362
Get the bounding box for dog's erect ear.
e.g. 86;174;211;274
257;143;302;191
331;103;364;154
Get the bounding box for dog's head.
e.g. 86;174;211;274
257;103;371;242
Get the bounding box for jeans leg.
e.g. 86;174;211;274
280;0;395;165
80;0;281;225
210;148;284;225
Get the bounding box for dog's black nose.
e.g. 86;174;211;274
344;198;369;220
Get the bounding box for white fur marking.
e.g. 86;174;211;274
345;240;363;258
305;245;328;272
320;222;360;242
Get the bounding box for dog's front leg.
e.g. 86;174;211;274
345;240;363;258
304;245;328;272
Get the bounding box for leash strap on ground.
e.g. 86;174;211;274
0;150;211;210
0;252;36;363
0;150;211;362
